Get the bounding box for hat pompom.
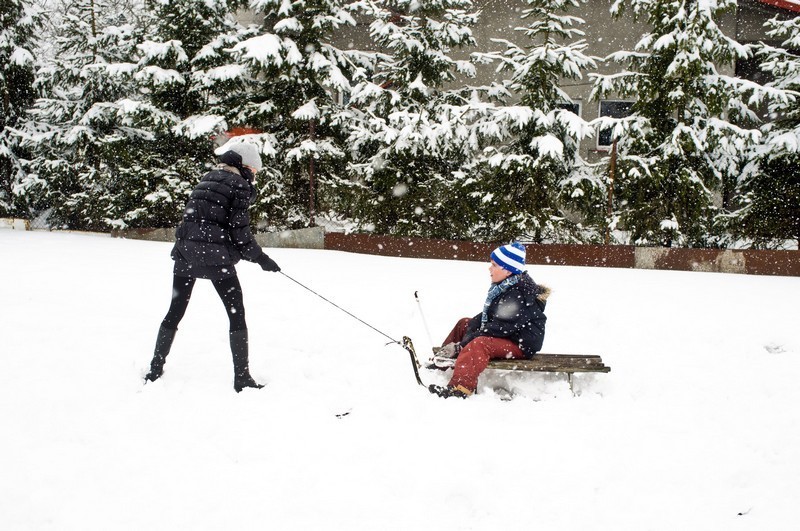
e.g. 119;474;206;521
491;242;526;274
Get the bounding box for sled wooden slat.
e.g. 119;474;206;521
487;354;611;374
487;354;610;395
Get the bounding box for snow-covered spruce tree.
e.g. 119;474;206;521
216;0;370;229
346;0;482;238
590;0;766;247
21;0;148;230
467;0;599;243
104;0;253;229
733;16;800;249
0;0;42;218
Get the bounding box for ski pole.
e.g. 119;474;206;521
414;291;435;348
279;272;425;386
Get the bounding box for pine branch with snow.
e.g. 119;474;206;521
0;0;43;217
101;0;257;230
732;15;800;248
346;0;487;238
217;0;370;228
19;0;155;230
461;0;600;243
590;0;772;247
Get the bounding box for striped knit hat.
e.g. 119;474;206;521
491;242;526;274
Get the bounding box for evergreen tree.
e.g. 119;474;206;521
0;0;42;218
734;16;800;249
21;0;148;229
106;0;253;229
468;0;598;243
216;0;370;229
347;0;482;237
591;0;767;247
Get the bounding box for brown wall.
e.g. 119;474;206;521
324;233;800;277
23;220;792;277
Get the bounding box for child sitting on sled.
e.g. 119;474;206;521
429;242;549;398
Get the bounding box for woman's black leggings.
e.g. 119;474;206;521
161;275;247;331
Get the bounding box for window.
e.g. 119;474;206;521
556;101;581;116
598;100;634;149
736;49;773;85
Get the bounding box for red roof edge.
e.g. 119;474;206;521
757;0;800;13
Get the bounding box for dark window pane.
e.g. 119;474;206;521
599;101;634;146
557;102;580;115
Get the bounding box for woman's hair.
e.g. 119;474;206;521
218;150;254;182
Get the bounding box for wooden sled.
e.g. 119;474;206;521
486;354;610;394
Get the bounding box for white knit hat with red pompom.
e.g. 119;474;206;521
214;140;263;171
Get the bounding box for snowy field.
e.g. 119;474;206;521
1;230;799;531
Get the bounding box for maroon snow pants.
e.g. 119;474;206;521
443;318;524;392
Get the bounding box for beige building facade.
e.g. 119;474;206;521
243;1;800;160
333;0;799;160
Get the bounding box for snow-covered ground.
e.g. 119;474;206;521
1;230;799;530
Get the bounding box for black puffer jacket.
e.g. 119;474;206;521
460;272;549;358
171;152;273;279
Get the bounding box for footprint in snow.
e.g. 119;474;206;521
764;343;786;354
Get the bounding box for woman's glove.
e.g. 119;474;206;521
258;255;281;272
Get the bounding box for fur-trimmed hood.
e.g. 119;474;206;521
536;284;551;302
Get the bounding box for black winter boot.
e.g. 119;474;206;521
428;384;472;399
230;329;264;393
145;325;177;382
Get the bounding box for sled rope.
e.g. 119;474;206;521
279;272;424;386
280;272;399;344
